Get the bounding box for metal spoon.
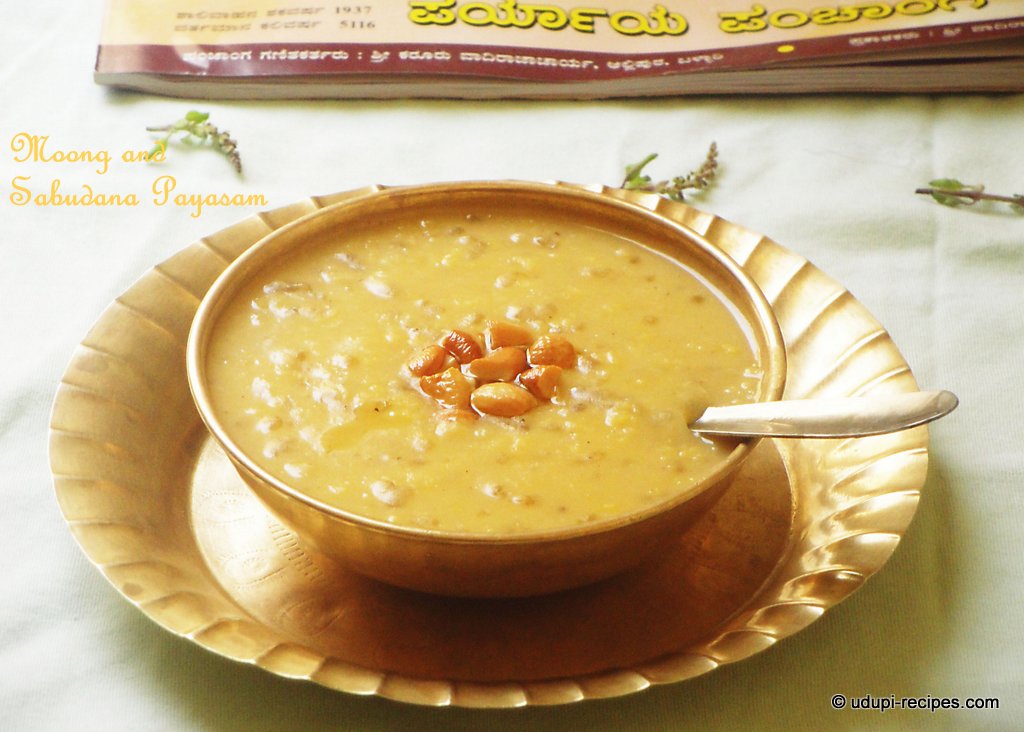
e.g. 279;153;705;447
690;390;958;439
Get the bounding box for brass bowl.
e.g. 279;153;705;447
186;182;786;597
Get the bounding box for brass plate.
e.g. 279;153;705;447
50;184;927;708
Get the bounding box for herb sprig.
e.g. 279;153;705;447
147;111;242;174
916;178;1023;213
621;142;718;201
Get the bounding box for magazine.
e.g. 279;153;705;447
95;0;1024;98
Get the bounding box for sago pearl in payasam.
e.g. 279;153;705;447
205;210;763;534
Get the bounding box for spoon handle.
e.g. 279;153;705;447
690;390;958;438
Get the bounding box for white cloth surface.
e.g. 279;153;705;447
2;4;1023;731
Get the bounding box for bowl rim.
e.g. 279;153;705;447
186;180;787;546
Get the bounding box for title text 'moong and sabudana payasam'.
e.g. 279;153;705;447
204;207;764;535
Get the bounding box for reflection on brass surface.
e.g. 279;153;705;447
50;184;928;707
192;435;791;682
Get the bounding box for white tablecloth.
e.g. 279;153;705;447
3;4;1023;730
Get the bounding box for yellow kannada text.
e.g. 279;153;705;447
408;0;688;36
719;0;988;33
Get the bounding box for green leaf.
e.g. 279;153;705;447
930;192;966;207
929;178;985;194
623;153;657;184
185;110;210;123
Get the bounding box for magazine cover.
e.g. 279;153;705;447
96;0;1024;90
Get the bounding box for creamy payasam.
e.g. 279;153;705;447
205;210;763;534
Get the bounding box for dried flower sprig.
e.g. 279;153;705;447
147;110;242;174
916;179;1023;213
621;142;718;201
